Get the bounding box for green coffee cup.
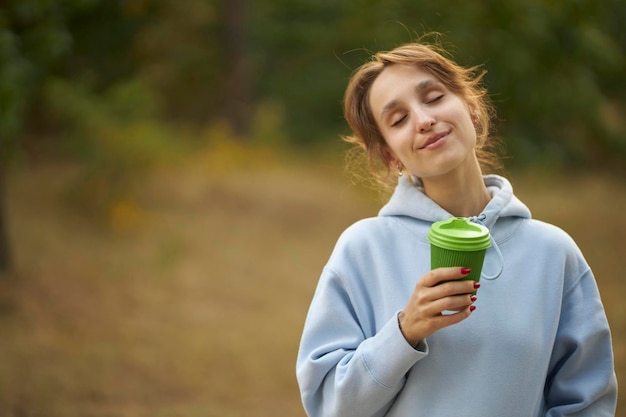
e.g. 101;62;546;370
428;218;491;292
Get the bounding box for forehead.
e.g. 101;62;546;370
369;64;442;115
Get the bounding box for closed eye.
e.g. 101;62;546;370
391;115;407;127
426;94;444;104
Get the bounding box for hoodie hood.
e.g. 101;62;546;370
378;175;532;281
378;174;531;230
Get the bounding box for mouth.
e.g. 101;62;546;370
418;130;450;150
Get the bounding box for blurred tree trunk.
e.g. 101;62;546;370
0;167;10;274
222;0;251;138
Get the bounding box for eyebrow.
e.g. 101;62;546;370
379;79;438;119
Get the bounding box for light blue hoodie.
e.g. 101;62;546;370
296;175;617;417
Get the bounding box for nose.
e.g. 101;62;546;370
413;108;436;133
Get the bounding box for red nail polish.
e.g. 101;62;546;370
470;295;477;302
473;282;481;289
461;267;471;275
470;305;477;312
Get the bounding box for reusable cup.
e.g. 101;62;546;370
427;217;491;293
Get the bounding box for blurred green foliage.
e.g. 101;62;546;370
42;76;176;213
1;0;625;169
0;0;75;158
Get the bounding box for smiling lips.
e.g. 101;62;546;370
418;130;450;150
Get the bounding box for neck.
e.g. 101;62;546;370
421;157;491;218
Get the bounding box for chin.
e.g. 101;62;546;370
416;160;465;180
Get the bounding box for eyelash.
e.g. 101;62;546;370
391;115;406;127
427;94;444;104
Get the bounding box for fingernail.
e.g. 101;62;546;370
461;267;471;275
470;305;477;312
473;282;481;289
470;295;477;302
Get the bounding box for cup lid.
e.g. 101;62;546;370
428;217;491;251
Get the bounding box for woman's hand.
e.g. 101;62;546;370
399;267;478;347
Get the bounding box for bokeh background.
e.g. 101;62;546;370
0;0;624;416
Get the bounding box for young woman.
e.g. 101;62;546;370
296;42;617;417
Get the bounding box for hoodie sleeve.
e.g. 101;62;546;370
296;266;427;417
544;268;618;417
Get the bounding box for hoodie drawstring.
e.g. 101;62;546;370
469;214;504;281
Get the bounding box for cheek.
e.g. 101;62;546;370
453;110;477;137
381;130;401;152
445;98;473;126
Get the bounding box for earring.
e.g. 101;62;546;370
398;164;404;177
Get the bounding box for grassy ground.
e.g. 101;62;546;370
0;152;624;416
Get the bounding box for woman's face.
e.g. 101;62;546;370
368;64;478;180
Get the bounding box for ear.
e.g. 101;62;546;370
467;101;479;125
382;147;399;168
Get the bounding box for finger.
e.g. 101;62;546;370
425;293;476;316
400;301;476;342
420;267;471;288
442;294;478;312
429;279;478;300
433;305;475;327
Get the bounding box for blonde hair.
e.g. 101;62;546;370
343;41;501;190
